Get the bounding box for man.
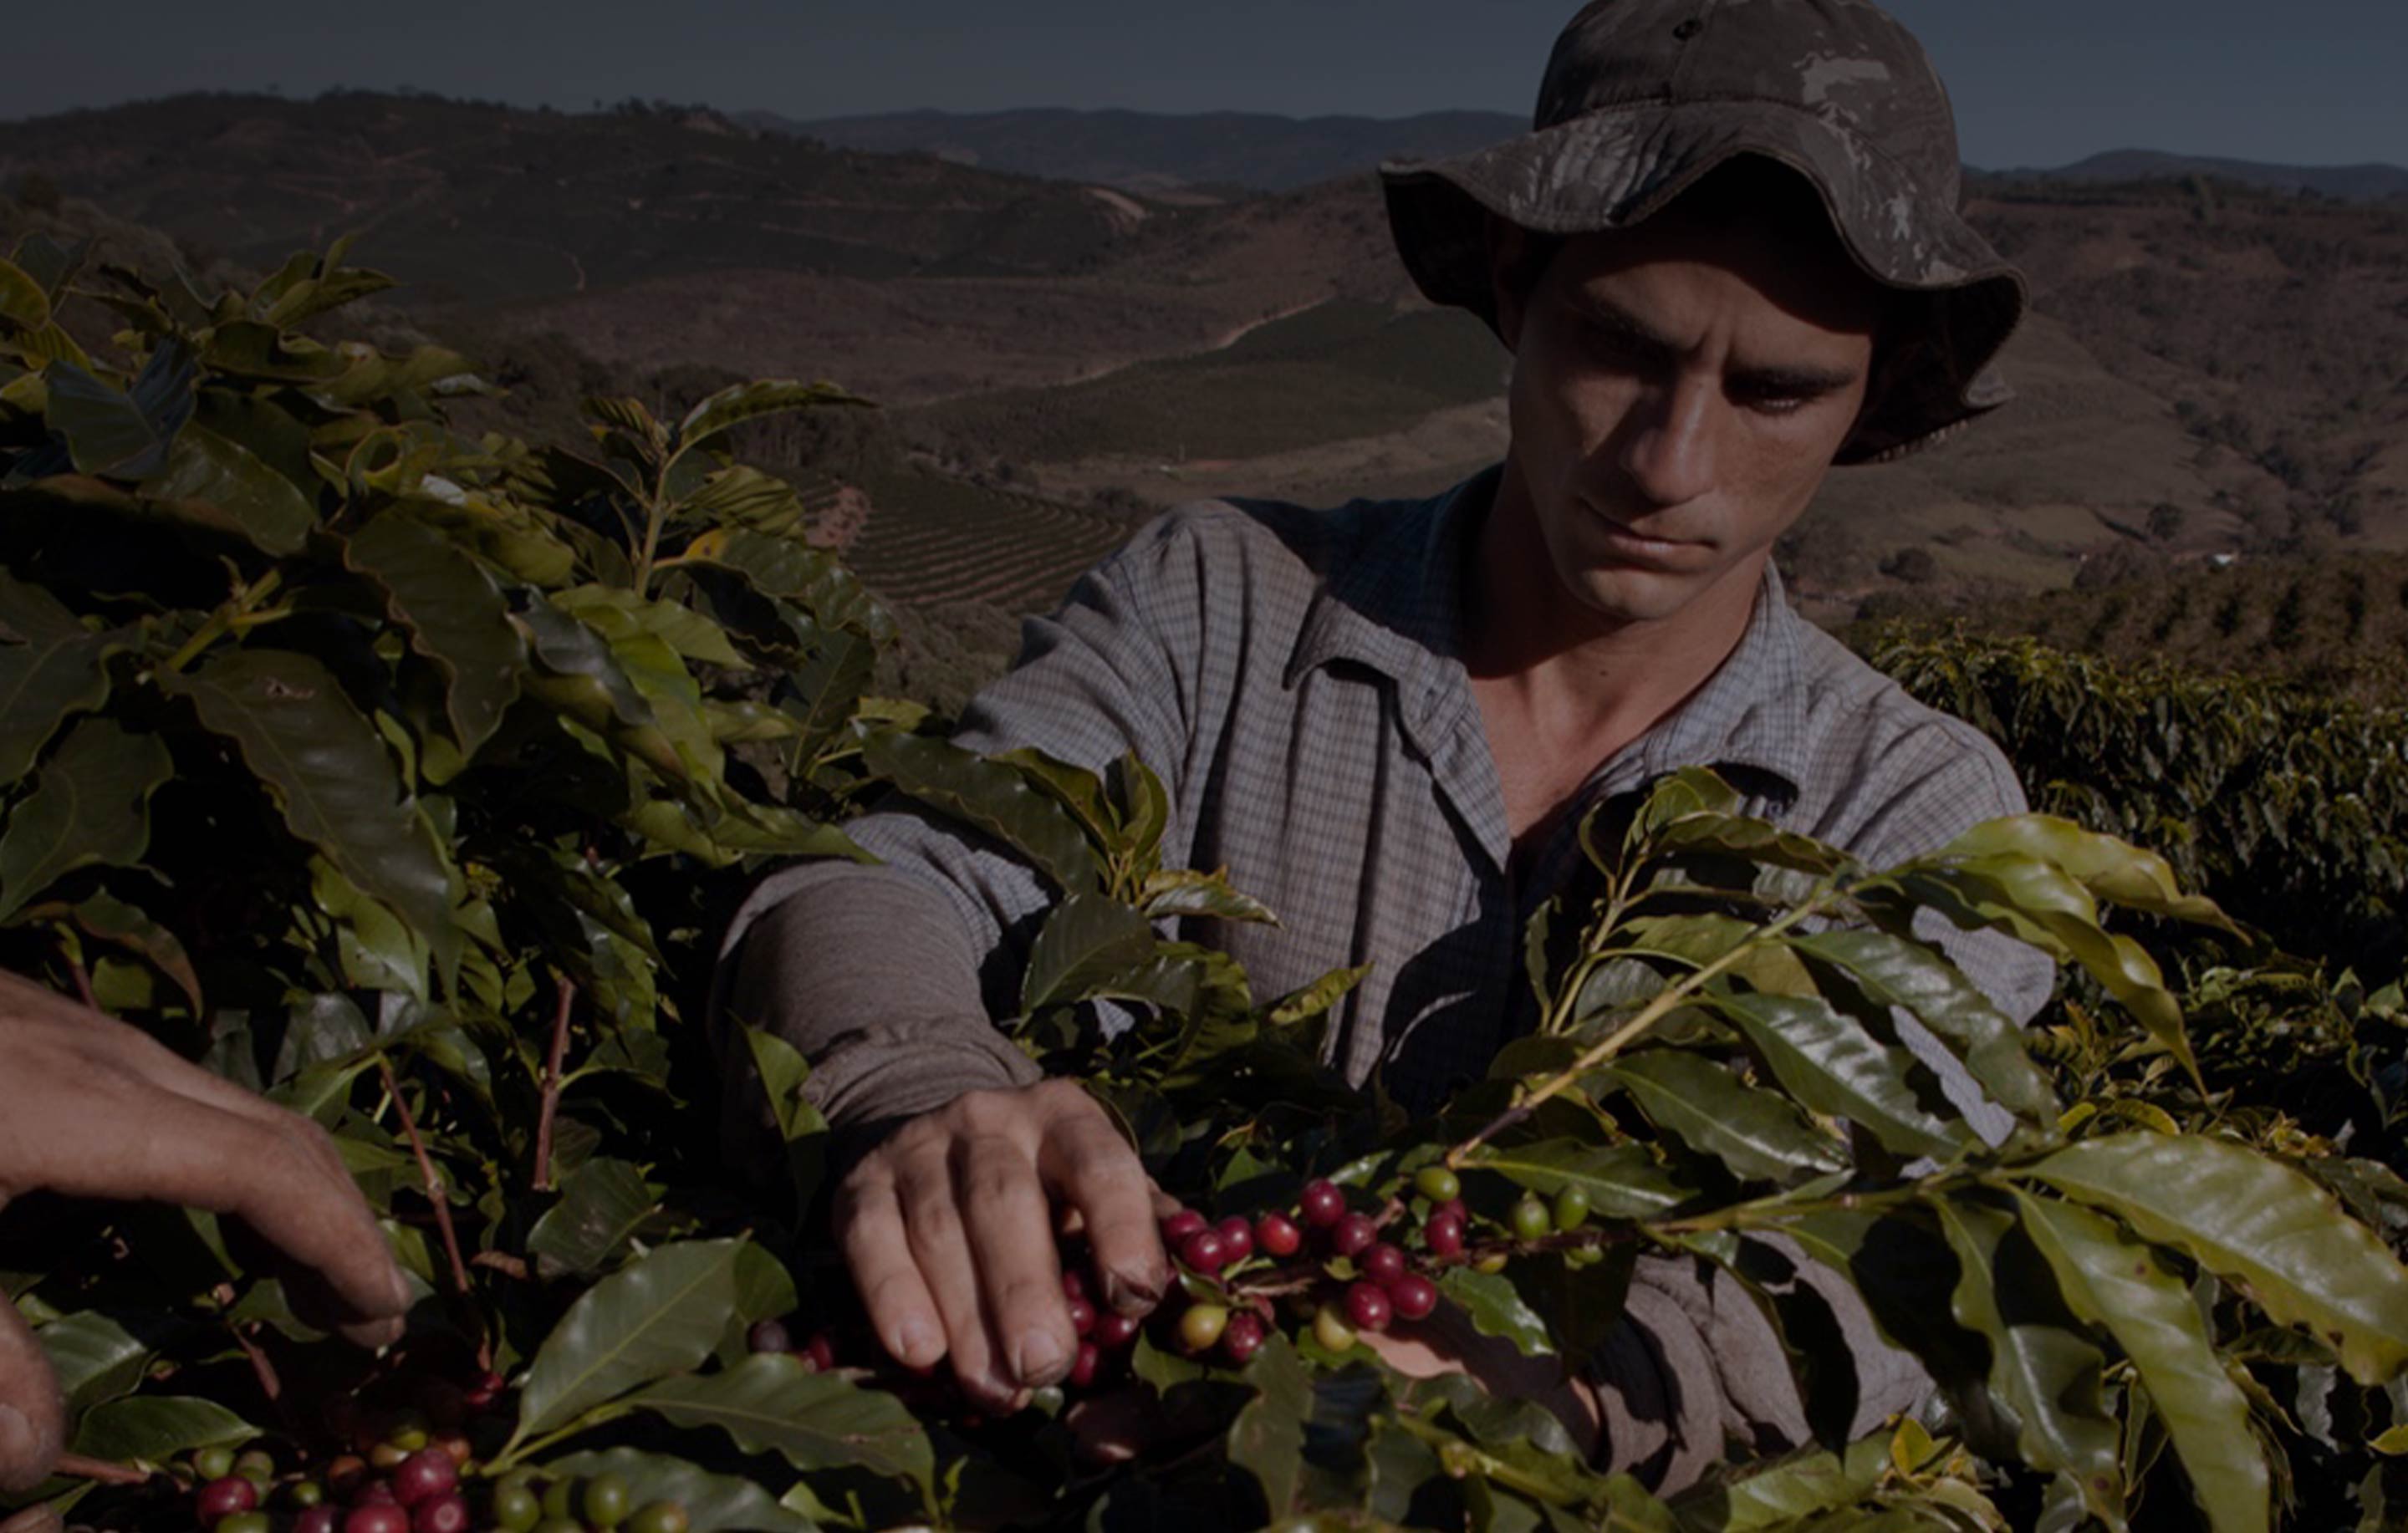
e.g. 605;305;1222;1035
725;0;2050;1488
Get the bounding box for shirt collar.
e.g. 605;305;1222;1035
1286;462;1812;802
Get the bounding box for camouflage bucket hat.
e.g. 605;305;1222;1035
1379;0;2027;464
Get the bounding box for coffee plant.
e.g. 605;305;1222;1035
3;231;2407;1532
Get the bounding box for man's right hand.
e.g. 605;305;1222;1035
832;1077;1170;1412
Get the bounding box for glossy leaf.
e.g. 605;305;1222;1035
864;730;1102;893
1930;1194;2123;1522
1704;991;1972;1161
71;1396;253;1467
1023;892;1160;1013
2025;1133;2408;1385
512;1238;742;1439
344;509;525;757
0;718;173;922
526;1157;660;1279
160;649;460;979
1784;927;2056;1121
143;420;314;555
1462;1139;1694;1220
627;1351;934;1487
1139;867;1280;925
1230;1333;1312;1519
1601;1049;1846;1183
2017;1193;2268;1533
48;344;192;481
35;1311;152;1416
1439;1266;1558;1357
674;379;870;458
0;573;115;787
1938;815;2239;934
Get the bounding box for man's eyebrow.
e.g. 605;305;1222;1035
1569;294;1861;395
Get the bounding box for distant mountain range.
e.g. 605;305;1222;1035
737;108;1528;193
752;107;2408;201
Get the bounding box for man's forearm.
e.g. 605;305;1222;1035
720;861;1041;1131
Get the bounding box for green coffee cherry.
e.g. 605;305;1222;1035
215;1514;270;1533
541;1475;579;1522
1553;1185;1591;1232
192;1445;237;1482
1510;1195;1553;1243
492;1480;542;1532
584;1470;633;1529
626;1502;691;1533
287;1480;325;1508
1414;1166;1462;1204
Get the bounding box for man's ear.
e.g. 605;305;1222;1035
1485;211;1534;354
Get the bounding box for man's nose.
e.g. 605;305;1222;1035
1616;374;1721;507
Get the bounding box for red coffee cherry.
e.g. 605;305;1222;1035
462;1370;508;1410
1390;1272;1440;1322
747;1318;793;1355
1215;1215;1255;1264
295;1507;339;1533
1180;1229;1230;1272
1062;1268;1089;1301
1255;1211;1303;1257
353;1480;400;1508
1362;1242;1408;1287
1068;1340;1102;1388
1161;1209;1209;1243
1065;1297;1098;1336
1344;1281;1393;1333
344;1507;411;1533
1425;1213;1467;1258
392;1448;457;1507
803;1332;839;1373
412;1493;472;1533
1095;1311;1142;1349
1434;1198;1470;1225
197;1477;261;1521
1330;1212;1378;1259
1222;1311;1266;1364
1298;1179;1345;1227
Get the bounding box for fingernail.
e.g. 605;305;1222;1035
893;1321;937;1367
1016;1330;1066;1383
1105;1271;1163;1316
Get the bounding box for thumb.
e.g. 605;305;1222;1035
0;1297;63;1495
0;1504;63;1533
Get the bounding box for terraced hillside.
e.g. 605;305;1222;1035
844;463;1135;610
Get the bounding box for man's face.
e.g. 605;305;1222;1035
1489;196;1883;629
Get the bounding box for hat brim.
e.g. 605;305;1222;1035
1378;99;2027;465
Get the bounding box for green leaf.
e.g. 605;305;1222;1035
526;1158;661;1279
161;649;460;982
1438;1266;1558;1357
47;345;192;481
1702;991;1973;1161
2023;1133;2408;1386
673;379;870;459
0;578;115;788
344;510;527;757
2016;1192;2268;1533
1784;928;2056;1121
512;1238;743;1439
1929;1194;2123;1522
1669;1433;1890;1530
142;420;314;554
71;1396;253;1468
0;718;173;922
1461;1140;1694;1220
671;463;810;537
1022;893;1158;1013
1600;1050;1846;1183
1265;964;1371;1027
863;731;1103;894
542;1447;816;1532
1229;1333;1311;1520
554;583;747;670
1139;868;1280;925
0;257;50;331
35;1311;153;1416
1938;815;2239;934
626;1352;934;1487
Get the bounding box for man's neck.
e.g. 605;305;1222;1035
1458;462;1766;763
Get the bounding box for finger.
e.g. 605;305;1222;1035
834;1167;943;1374
1041;1113;1167;1317
952;1135;1074;1390
893;1147;1015;1410
8;1082;408;1344
0;1504;62;1533
0;1300;63;1495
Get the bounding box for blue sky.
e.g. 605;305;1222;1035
16;0;2405;169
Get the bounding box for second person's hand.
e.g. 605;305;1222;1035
831;1077;1171;1412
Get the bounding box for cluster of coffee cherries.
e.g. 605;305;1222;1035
742;1316;842;1373
184;1401;688;1533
